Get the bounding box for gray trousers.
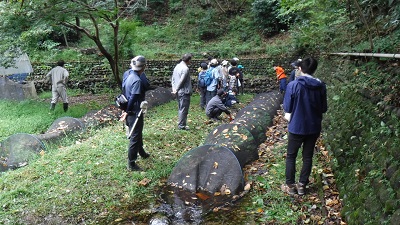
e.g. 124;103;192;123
51;84;68;103
177;93;191;128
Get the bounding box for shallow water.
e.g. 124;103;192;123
152;186;255;225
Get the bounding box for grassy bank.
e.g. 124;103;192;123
0;94;254;224
0;92;343;224
0;90;114;142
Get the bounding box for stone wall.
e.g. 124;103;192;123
28;58;293;93
317;58;400;224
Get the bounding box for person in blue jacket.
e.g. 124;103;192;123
120;55;151;171
282;57;327;195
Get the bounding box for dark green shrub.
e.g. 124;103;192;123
251;0;288;36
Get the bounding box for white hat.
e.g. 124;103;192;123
232;57;239;61
210;59;219;66
221;60;229;66
130;55;146;71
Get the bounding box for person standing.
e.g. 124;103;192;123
288;59;302;83
274;65;287;94
205;59;220;106
46;60;69;112
120;55;151;171
228;67;239;91
197;62;208;109
282;57;327;195
237;64;245;95
171;53;193;130
228;59;242;92
220;60;229;91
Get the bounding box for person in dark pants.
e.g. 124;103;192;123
197;62;208;109
171;53;193;130
282;57;327;195
206;89;231;121
237;64;244;95
120;55;151;171
45;60;69;112
274;65;287;94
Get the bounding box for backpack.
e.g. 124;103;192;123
116;70;132;111
198;71;207;88
204;67;214;87
115;94;128;111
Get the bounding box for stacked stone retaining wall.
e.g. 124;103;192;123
28;58;294;93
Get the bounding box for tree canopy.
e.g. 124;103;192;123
0;0;399;85
0;0;147;85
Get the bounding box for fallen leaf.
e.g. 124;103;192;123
213;162;218;169
244;183;251;191
138;178;151;186
196;192;210;200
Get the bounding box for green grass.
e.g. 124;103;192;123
0;90;113;142
0;93;256;224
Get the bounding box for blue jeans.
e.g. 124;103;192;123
285;132;320;185
279;78;287;93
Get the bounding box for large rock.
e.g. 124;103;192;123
0;76;37;101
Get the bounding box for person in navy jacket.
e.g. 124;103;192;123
282;57;327;195
120;55;151;171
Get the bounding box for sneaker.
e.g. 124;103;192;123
281;184;296;195
178;126;190;130
296;182;305;195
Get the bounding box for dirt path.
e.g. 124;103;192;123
242;109;345;224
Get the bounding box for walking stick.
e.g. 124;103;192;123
127;101;148;139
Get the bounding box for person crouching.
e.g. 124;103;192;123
206;89;231;121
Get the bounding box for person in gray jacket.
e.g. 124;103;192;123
46;60;69;112
171;53;193;130
206;89;231;121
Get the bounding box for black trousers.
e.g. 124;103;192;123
126;113;145;162
207;108;223;119
285;132;320;185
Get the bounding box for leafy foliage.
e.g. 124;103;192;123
251;0;289;36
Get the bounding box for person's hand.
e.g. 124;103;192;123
119;112;127;121
171;88;177;95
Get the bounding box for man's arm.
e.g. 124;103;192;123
175;67;189;92
45;70;52;83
